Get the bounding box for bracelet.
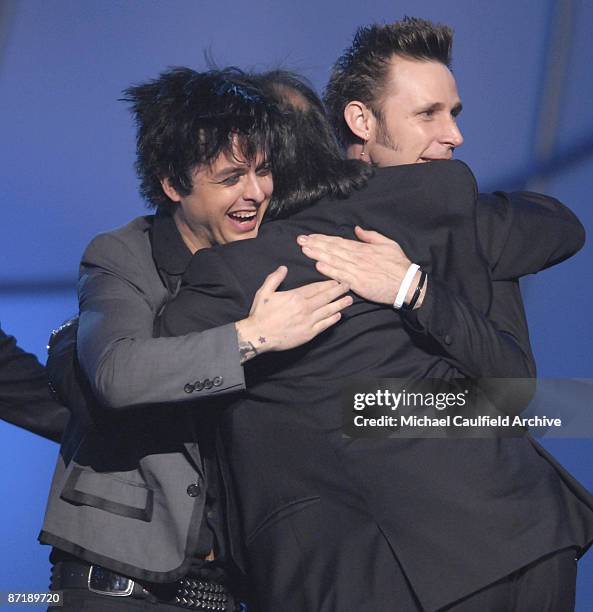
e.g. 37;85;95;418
393;263;420;310
403;270;427;310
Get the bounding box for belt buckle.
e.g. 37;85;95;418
87;565;134;597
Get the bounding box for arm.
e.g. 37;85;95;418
477;191;585;280
160;244;536;418
77;230;247;409
298;228;535;378
78;230;350;410
400;277;535;379
422;189;583;377
410;190;581;374
0;325;69;441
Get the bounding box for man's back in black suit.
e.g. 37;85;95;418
161;161;593;611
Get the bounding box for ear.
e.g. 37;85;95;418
344;101;376;142
160;177;182;203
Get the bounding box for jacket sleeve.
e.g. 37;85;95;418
477;191;585;280
77;231;246;410
0;325;69;442
401;277;535;379
398;191;581;379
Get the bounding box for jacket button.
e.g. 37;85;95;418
444;334;452;345
213;376;223;387
194;380;204;391
203;379;213;389
186;483;201;497
184;383;194;394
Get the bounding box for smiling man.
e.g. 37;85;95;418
352;54;463;164
273;16;590;610
40;67;355;611
324;17;464;166
161;144;273;252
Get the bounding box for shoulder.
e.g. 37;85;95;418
81;215;155;270
79;215;163;297
83;215;154;257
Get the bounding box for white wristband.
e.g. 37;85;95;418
393;263;420;310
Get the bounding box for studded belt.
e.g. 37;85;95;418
50;561;241;611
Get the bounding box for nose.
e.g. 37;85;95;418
242;171;269;204
442;117;464;150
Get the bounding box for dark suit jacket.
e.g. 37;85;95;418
161;160;593;611
0;326;68;441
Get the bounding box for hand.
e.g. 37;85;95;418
235;265;352;363
298;226;424;306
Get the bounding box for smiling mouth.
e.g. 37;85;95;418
227;210;259;233
228;210;257;223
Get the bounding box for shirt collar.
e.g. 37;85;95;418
150;206;193;276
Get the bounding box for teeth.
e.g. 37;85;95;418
229;211;256;220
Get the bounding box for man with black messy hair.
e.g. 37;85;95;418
40;67;356;611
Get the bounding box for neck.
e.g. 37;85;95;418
172;208;210;255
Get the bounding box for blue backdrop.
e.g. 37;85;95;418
1;0;592;608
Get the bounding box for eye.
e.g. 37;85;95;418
420;109;435;119
257;165;272;177
219;174;241;186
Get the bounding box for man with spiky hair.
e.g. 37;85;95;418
161;64;593;612
324;17;458;160
277;15;591;610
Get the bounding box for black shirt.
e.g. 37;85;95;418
150;208;227;568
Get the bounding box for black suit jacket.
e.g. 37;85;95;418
0;326;68;442
161;161;593;610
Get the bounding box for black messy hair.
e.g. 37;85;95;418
257;70;372;219
122;67;276;208
324;17;453;147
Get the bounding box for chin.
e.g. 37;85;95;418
234;231;257;242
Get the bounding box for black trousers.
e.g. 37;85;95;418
245;495;578;612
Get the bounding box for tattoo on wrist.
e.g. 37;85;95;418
258;336;266;344
239;340;258;364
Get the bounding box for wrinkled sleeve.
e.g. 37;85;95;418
477;191;585;280
77;231;245;409
401;277;535;379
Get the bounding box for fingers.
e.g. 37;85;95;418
301;243;358;272
299;234;362;257
314;261;352;286
311;312;343;335
354;226;394;245
306;280;351;311
292;279;340;299
312;294;353;322
256;265;288;295
283;279;350;309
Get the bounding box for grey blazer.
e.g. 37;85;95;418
40;214;245;582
